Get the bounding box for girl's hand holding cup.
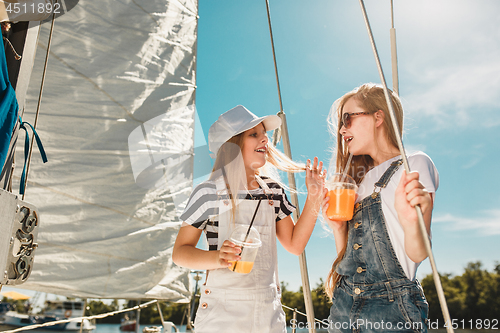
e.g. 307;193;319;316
322;197;346;232
217;240;241;268
322;173;358;230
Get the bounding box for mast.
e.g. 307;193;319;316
1;20;41;191
390;0;399;95
0;13;43;289
264;1;316;332
358;1;454;332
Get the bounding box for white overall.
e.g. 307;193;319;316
193;176;286;333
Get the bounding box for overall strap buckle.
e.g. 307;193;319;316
371;159;403;197
371;187;381;199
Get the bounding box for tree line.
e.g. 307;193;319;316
421;261;500;324
280;261;500;327
84;300;187;324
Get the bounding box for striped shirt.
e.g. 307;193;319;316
180;176;295;250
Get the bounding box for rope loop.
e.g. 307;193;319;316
19;117;48;194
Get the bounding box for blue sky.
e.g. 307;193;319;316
194;0;500;291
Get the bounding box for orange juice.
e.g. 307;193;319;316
326;188;356;221
228;260;254;274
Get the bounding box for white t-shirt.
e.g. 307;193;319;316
355;151;439;281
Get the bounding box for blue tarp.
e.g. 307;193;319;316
0;37;19;171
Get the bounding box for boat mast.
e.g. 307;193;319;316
357;1;454;332
390;0;399;95
264;1;316;332
1;20;41;191
0;17;43;290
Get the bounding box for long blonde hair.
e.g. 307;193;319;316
209;125;305;222
324;83;404;299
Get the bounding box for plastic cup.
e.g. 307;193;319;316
227;225;262;274
326;173;358;221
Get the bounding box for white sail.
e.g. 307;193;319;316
13;0;197;301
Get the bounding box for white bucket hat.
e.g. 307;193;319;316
208;105;281;158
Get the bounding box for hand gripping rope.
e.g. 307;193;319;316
358;1;454;332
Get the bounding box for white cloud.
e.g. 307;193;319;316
393;1;500;129
433;210;500;235
404;62;500;127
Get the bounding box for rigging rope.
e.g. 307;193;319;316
282;304;326;326
357;1;454;332
264;0;283;146
1;300;158;333
0;299;324;333
21;1;57;200
264;1;316;332
3;36;22;60
264;0;284;115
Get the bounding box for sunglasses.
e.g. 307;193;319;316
340;111;372;129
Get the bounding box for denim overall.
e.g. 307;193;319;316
194;175;286;333
328;160;428;333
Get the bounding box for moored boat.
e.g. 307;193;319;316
119;319;136;332
2;300;95;332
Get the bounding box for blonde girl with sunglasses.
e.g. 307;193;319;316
323;83;439;333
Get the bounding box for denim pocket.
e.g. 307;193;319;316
397;290;428;333
328;286;353;333
414;292;429;332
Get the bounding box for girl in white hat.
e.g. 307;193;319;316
173;105;326;333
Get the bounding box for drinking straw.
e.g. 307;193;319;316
233;199;262;272
340;153;353;182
